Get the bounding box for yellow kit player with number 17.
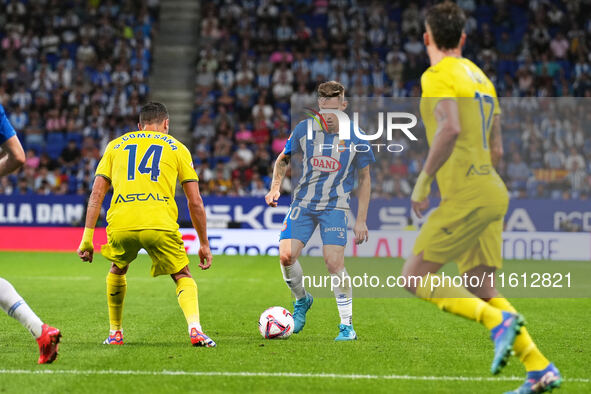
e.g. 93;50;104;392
77;102;215;347
400;3;560;393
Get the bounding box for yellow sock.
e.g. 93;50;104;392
488;296;550;371
416;274;503;330
106;272;127;331
176;277;200;326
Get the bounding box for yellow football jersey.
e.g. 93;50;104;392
420;56;508;206
96;131;198;232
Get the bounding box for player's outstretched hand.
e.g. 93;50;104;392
354;222;369;245
411;198;430;219
265;189;280;207
198;244;212;270
77;244;94;263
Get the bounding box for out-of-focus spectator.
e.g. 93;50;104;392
544;145;565;169
59;140;81;168
272;128;289;156
565;147;585;172
549;32;569;60
235;142;254;166
209;165;232;195
392;174;411;198
568;161;587;194
507;153;531;185
24;149;39;170
250;176;268;197
252;97;273;122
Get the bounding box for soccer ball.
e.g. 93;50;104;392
258;306;294;339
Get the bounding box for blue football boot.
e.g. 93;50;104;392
293;292;313;333
505;363;562;393
334;324;357;341
491;311;525;374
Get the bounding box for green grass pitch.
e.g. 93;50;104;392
0;252;590;393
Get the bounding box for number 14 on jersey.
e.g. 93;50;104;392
123;144;163;181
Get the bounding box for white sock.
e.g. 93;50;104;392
331;268;352;326
0;277;44;338
189;322;203;334
280;260;306;300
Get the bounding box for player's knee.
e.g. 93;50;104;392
402;275;418;293
324;256;343;273
401;260;421;293
171;265;192;282
465;281;497;301
468;288;492;302
0;277;18;309
0;277;14;294
401;260;417;281
279;251;294;266
110;264;128;275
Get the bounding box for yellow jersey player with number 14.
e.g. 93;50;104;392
77;102;216;348
400;3;560;393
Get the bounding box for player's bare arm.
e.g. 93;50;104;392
183;181;212;270
354;165;371;244
489;115;503;168
0;135;25;177
411;99;461;218
77;175;111;262
265;149;290;207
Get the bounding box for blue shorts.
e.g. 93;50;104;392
279;205;348;246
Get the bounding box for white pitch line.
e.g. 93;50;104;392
0;369;589;383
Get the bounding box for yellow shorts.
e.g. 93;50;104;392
412;202;507;274
101;229;189;277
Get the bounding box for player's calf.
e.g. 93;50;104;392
401;253;443;295
331;268;354;340
279;239;307;300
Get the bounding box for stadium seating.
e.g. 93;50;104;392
0;0;156;195
189;0;591;199
0;0;590;199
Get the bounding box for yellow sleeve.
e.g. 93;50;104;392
490;84;502;115
95;142;114;181
421;69;456;98
177;145;199;184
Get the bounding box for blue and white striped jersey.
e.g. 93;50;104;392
0;104;17;145
285;120;375;210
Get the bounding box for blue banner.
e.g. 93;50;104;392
0;195;87;226
0;195;588;232
348;198;591;233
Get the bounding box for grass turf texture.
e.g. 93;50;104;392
0;252;589;393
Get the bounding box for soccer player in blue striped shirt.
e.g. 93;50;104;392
265;81;375;341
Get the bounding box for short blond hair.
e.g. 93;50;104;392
317;81;345;98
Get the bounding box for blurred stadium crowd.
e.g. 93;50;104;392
0;0;158;195
1;0;591;200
